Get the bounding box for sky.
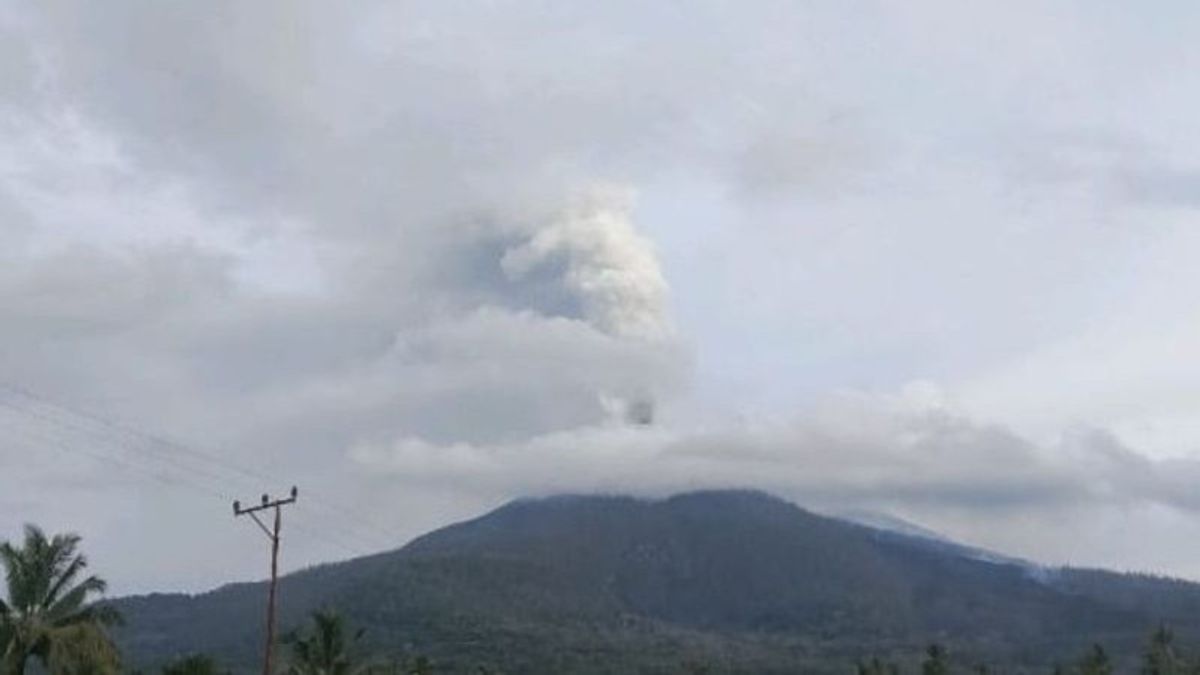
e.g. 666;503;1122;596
4;1;1200;594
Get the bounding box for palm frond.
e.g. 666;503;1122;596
46;576;108;625
42;554;88;610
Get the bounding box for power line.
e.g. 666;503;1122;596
3;411;229;500
0;382;403;552
0;386;392;558
0;387;257;489
1;409;373;558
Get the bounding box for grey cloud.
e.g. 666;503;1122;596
238;307;686;450
0;1;709;483
0;243;684;447
346;399;1200;577
7;0;1200;591
0;245;232;333
1118;164;1200;209
0;0;693;454
353;396;1200;519
14;0;877;233
0;8;38;107
500;187;671;340
995;129;1200;212
732;109;877;199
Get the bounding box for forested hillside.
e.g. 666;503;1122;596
112;491;1200;673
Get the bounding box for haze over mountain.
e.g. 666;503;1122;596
112;491;1200;674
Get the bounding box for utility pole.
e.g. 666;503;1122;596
234;486;298;675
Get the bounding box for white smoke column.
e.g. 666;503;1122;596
501;187;671;341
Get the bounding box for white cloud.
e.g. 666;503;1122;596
501;186;671;341
354;389;1200;577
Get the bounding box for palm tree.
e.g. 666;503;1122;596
0;524;121;674
282;609;372;675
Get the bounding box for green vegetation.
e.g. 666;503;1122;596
853;638;1200;675
0;524;121;674
105;493;1200;672
1142;625;1186;675
16;492;1200;673
282;609;371;675
858;656;901;675
160;653;228;675
1076;644;1113;675
922;644;950;675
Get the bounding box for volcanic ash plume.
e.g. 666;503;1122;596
502;188;671;341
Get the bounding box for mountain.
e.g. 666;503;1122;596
838;510;1049;577
111;491;1200;674
836;510;953;543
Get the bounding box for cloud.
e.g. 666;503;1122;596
6;0;1200;592
346;388;1082;510
501;187;671;341
0;11;694;590
352;388;1200;576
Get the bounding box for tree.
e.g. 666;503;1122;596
283;609;372;675
858;656;900;675
1143;625;1184;675
0;524;121;674
407;655;433;675
1078;644;1113;675
161;653;227;675
922;644;949;675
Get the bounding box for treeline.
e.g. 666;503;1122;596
141;610;443;675
857;627;1194;675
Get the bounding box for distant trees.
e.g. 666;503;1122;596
406;655;433;675
847;629;1200;675
858;656;901;675
282;609;373;675
850;631;1198;675
1077;644;1113;675
1143;625;1185;675
277;609;449;675
354;654;437;675
160;653;227;675
0;524;121;674
922;644;950;675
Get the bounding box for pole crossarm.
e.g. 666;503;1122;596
233;488;298;516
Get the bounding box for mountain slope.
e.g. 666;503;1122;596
111;491;1200;674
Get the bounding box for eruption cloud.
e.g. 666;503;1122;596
502;187;671;342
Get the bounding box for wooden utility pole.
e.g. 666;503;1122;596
234;486;298;675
